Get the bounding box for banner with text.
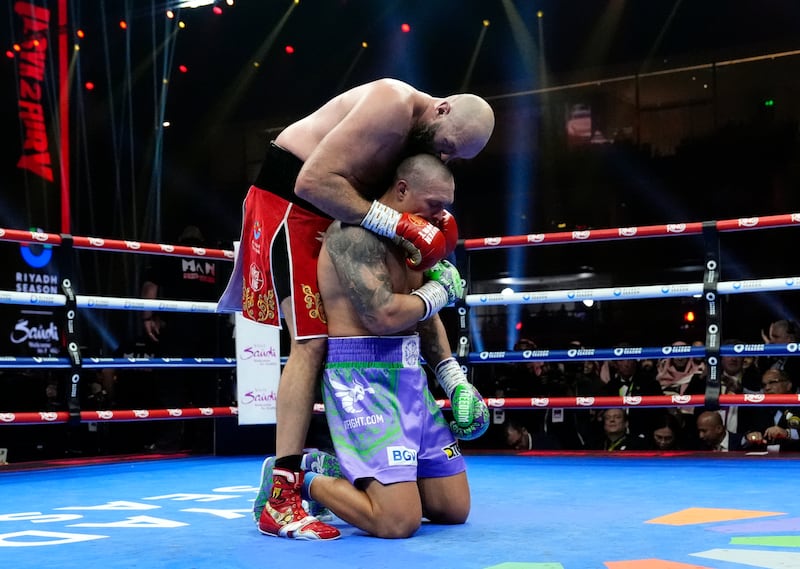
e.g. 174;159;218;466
4;1;60;230
233;241;281;425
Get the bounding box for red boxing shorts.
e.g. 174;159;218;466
218;144;333;339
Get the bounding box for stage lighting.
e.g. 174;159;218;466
174;0;215;7
285;45;295;54
401;23;411;33
683;311;696;323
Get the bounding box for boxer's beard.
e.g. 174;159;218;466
406;123;437;156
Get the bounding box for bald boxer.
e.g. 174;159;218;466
276;154;488;539
230;78;495;540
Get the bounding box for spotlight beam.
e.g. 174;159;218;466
640;0;685;74
202;1;298;132
459;21;488;92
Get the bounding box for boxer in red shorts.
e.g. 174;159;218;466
218;78;494;540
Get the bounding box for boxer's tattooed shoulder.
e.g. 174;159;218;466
326;226;394;318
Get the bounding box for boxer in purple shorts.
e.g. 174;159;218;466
322;335;466;485
298;154;489;539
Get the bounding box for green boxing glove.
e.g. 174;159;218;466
410;260;464;321
435;357;489;441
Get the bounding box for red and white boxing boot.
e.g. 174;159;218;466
257;467;340;540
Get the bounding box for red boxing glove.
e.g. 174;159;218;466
437;209;459;257
360;201;446;271
395;213;447;271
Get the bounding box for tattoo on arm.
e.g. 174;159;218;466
418;317;449;366
325;225;394;323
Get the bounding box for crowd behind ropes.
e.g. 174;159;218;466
482;319;800;454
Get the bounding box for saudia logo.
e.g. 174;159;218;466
485;237;501;246
10;320;58;344
242;390;277;405
527;234;545;243
619;227;637;237
241;345;278;362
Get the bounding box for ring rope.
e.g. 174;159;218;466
0;227;234;260
0;407;238;426
463;212;800;250
0;291;218;313
467;342;800;364
464;276;800;306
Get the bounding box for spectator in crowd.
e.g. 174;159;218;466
592;408;647;451
504;419;535;451
492;338;566;448
695;410;743;451
605;347;662;439
657;340;703;396
686;338;761;437
554;340;607;449
742;368;800;452
761;319;800;392
650;411;685;451
140;225;227;452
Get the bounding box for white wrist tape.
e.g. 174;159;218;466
435;357;467;399
360;201;401;239
410;281;449;321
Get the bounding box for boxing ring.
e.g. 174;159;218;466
2;214;800;568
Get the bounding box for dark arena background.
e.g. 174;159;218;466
2;2;800;567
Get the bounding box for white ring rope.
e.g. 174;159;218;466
466;276;800;306
0;290;217;313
